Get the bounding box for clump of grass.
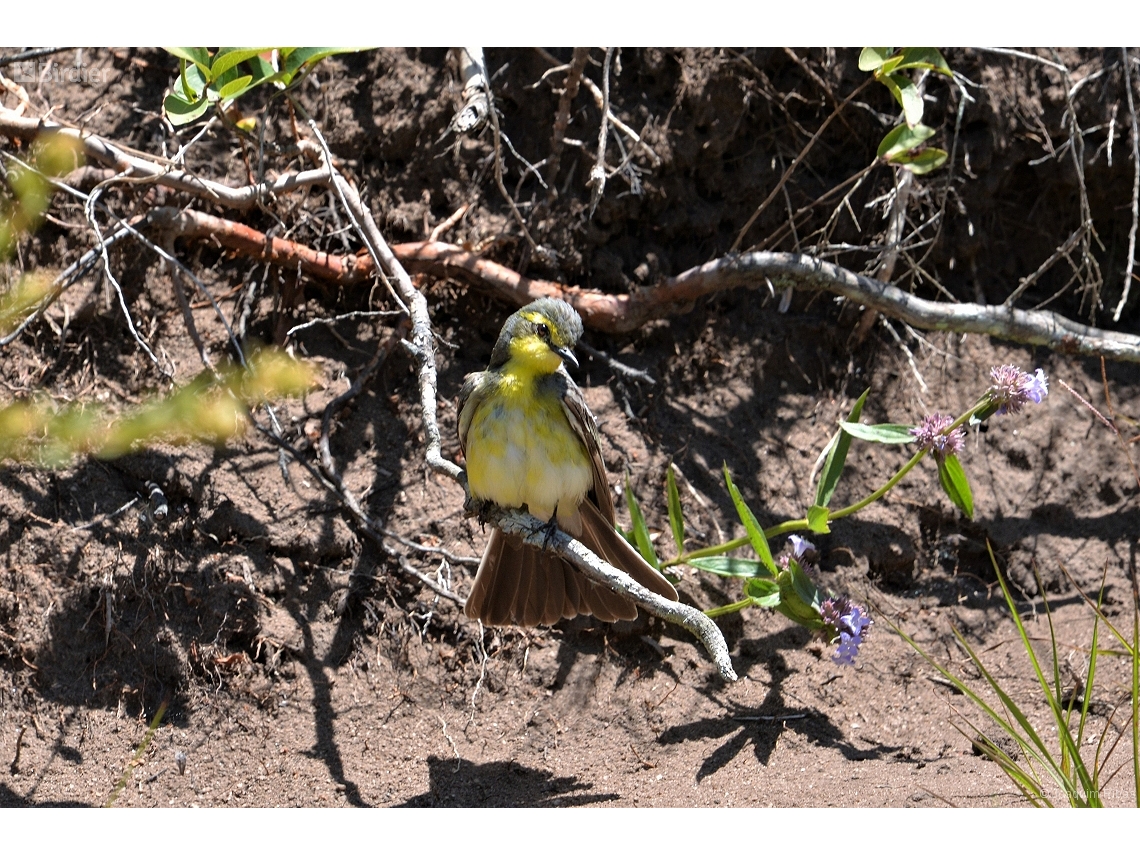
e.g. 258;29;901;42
892;552;1138;807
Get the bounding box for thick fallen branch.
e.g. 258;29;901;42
142;206;1140;364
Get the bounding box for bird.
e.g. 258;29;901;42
458;297;679;626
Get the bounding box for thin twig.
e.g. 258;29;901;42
82;182;166;374
731;78;872;252
286;310;403;338
546;47;591;195
482;72;540;254
428;204;469;243
586;48;614;217
975;47;1068;74
577;340;655;385
1114;47;1140;322
0;47;71;67
579;71;662;169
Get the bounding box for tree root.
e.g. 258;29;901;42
145;206;1140;363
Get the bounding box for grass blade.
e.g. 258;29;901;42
624;474;659;569
666;466;685;554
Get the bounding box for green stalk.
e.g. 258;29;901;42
829;448;926;521
705;598;754;619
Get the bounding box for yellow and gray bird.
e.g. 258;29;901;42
458;297;678;626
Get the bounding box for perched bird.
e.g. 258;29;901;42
458;298;678;626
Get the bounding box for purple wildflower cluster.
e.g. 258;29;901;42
909;413;966;461
988;365;1049;416
821;596;871;666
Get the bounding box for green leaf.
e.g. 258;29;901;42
896;47;953;77
815;388;870;508
624;475;659;569
217;75;254;101
689;557;768;578
883;73;924;126
163;91;211;125
279;47;359;85
744;576;781;607
878;55;904;77
775;566;825;629
877;123;936;160
165;47;212;79
176;61;208;103
937;453;974;518
245;54;278;85
666;467;685;553
839;422;916;444
893;147;949;175
723;464;777;575
806;504;831;534
858;47;893;72
210;48;273;78
788;559;822;612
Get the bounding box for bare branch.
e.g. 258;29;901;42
1114;47;1139;322
450;48;490;135
0;107;329;209
586;48;614;217
131;200;1140;365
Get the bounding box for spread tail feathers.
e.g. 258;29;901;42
464;507;679;627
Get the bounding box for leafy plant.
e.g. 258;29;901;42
0;349;316;466
163;48;360;127
623;363;1049;666
860;47;952;175
1;132;83;260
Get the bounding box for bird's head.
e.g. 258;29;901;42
490;298;584;374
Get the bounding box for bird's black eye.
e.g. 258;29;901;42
535;321;551;340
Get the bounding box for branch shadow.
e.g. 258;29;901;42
395;756;620;807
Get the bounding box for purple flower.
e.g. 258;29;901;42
910;412;966;461
779;535;817;571
821;596;871;665
988;365;1049;416
788;535;814;561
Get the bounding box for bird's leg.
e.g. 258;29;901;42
540;504;562;551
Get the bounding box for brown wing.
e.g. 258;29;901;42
456;370;493;458
553;368;616;522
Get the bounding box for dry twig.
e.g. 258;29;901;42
545;48;591;195
1115;47;1140;322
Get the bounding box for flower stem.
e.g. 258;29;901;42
705;598;754;618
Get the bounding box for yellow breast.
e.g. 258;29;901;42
465;369;593;521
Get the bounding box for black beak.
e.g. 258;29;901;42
554;344;579;370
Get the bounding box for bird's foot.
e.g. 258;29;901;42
463;494;496;530
539;507;562;551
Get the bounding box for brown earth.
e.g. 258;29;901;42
1;47;1138;808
